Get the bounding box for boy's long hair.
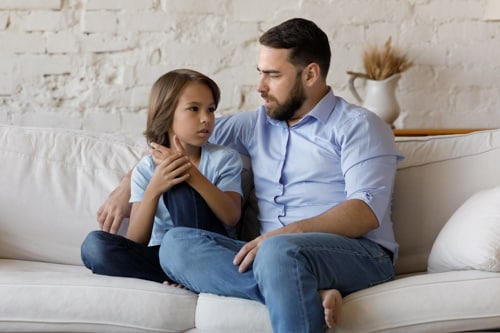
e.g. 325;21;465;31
144;69;220;147
259;18;331;79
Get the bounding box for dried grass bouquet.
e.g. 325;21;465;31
347;37;412;81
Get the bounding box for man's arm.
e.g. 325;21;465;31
97;170;132;234
235;153;399;273
234;198;378;272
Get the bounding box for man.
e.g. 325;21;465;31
98;18;402;332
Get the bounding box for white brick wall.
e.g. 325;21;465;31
0;0;498;136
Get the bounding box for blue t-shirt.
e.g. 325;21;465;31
211;89;403;258
130;143;243;246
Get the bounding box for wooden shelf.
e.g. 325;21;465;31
393;128;491;137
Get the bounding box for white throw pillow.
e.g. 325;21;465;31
428;185;500;273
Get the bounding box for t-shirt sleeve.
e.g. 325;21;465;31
213;148;243;198
130;155;154;204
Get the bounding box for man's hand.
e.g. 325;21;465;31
97;176;132;234
233;233;271;273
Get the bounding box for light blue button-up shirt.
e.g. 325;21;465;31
212;89;403;256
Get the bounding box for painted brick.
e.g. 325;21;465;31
0;0;61;10
135;65;172;85
232;1;291;21
19;55;73;79
130;86;151;108
83;11;118;33
438;22;493;44
162;0;227;14
81;33;132;53
0;73;13;95
11;110;82;129
9;11;64;31
0;32;45;53
87;0;153;10
83;110;121;132
46;32;79;53
120;109;147;136
120;12;174;32
0;107;9;122
0;0;499;131
415;1;484;21
0;12;8;29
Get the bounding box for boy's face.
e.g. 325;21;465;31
171;82;216;151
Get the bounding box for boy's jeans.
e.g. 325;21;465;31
80;182;227;282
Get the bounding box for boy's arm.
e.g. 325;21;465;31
127;154;190;244
97;143;178;234
186;168;241;227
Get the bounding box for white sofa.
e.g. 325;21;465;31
1;123;500;333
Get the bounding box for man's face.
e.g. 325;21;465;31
256;46;306;121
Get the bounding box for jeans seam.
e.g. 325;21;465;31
293;248;310;333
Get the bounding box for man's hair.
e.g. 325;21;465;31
259;18;331;79
144;69;220;147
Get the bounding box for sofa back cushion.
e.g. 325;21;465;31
2;124;500;275
0;125;143;265
393;129;500;274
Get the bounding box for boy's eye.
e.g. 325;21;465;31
208;107;216;113
188;106;199;112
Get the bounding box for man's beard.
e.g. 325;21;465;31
265;76;306;121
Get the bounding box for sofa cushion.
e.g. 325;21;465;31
0;259;197;332
195;293;272;333
428;185;500;273
0;125;144;264
337;270;500;333
392;129;500;274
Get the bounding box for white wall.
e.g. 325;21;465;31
0;0;498;136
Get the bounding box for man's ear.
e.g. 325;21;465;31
303;63;321;86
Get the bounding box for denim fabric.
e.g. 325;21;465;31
81;230;171;283
160;227;394;333
164;182;228;236
81;183;228;282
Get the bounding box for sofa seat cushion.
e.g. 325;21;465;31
428;185;500;273
195;293;272;333
0;259;197;333
181;270;500;333
336;270;500;333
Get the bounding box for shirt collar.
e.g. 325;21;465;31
303;87;337;125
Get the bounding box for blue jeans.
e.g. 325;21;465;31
81;182;228;282
159;228;394;333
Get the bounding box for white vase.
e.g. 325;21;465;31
349;73;401;127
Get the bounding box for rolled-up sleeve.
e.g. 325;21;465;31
339;111;402;226
344;156;398;225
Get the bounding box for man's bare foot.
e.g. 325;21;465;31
163;281;185;289
319;289;342;329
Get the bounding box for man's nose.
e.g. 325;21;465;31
257;76;267;93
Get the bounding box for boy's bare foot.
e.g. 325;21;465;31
319;289;342;328
163;281;185;289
